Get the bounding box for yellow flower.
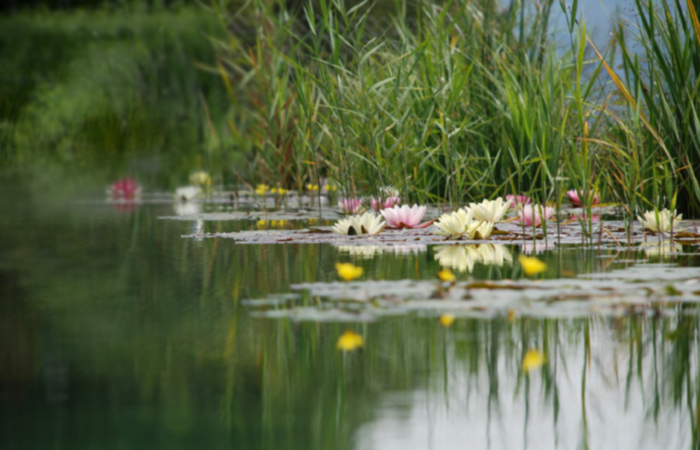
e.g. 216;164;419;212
324;183;338;192
337;330;364;351
271;187;289;195
189;171;211;189
437;269;456;282
335;262;363;281
518;254;547;276
306;183;319;191
255;184;269;195
522;349;546;372
256;220;267;229
439;315;455;327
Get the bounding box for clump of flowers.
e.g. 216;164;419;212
638;208;682;232
338;198;366;215
189;171;211;190
270;187;289;196
566;189;599;207
175;186;202;202
108;178;141;200
332;212;386;235
255;184;269;196
433;209;473;239
518;204;555;227
433;208;495;240
370;186;401;211
380;204;432;229
468;197;512;222
506;194;531;208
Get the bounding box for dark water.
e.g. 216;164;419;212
1;186;699;450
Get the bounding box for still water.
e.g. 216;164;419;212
1;187;699;450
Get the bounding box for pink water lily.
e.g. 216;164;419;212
108;178;141;200
566;189;599;207
506;194;531;209
518;204;555;227
371;196;401;211
338;198;365;214
380;204;434;229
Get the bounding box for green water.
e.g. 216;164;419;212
1;185;699;450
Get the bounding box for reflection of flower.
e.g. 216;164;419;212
175;201;201;216
332;212;386;235
439;315;456;327
380;204;427;228
522;349;546;372
519;254;547;276
434;244;512;272
468;197;511;222
518;204;555;227
108;178;141;200
338;198;365;214
335;263;363;281
337;330;364;351
520;241;555;255
336;245;384;258
175;186;202;202
256;219;288;229
638;208;682;232
506;194;531;208
566;189;599;207
642;241;682;258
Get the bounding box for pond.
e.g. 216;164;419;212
1;185;700;450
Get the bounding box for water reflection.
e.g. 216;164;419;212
1;196;699;450
335;244;427;259
642;240;682;258
434;244;513;272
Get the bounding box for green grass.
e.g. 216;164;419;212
212;0;700;217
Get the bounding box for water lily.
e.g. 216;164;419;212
332;212;386;235
518;204;555;227
566;189;599;207
107;178;141;200
189;171;211;189
337;330;364;351
380;204;431;229
175;186;202;202
370;196;401;211
335;262;363;281
338;198;365;214
468;197;512;222
519;254;547;276
522;349;546;372
638;208;682;232
469;220;495;239
506;194;531;208
433;209;473;239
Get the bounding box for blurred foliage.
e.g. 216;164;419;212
0;5;232;188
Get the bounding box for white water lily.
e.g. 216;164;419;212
332;212;386;235
468;197;512;222
467;220;495;240
433;209;474;239
175;186;202;202
638;208;682;232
